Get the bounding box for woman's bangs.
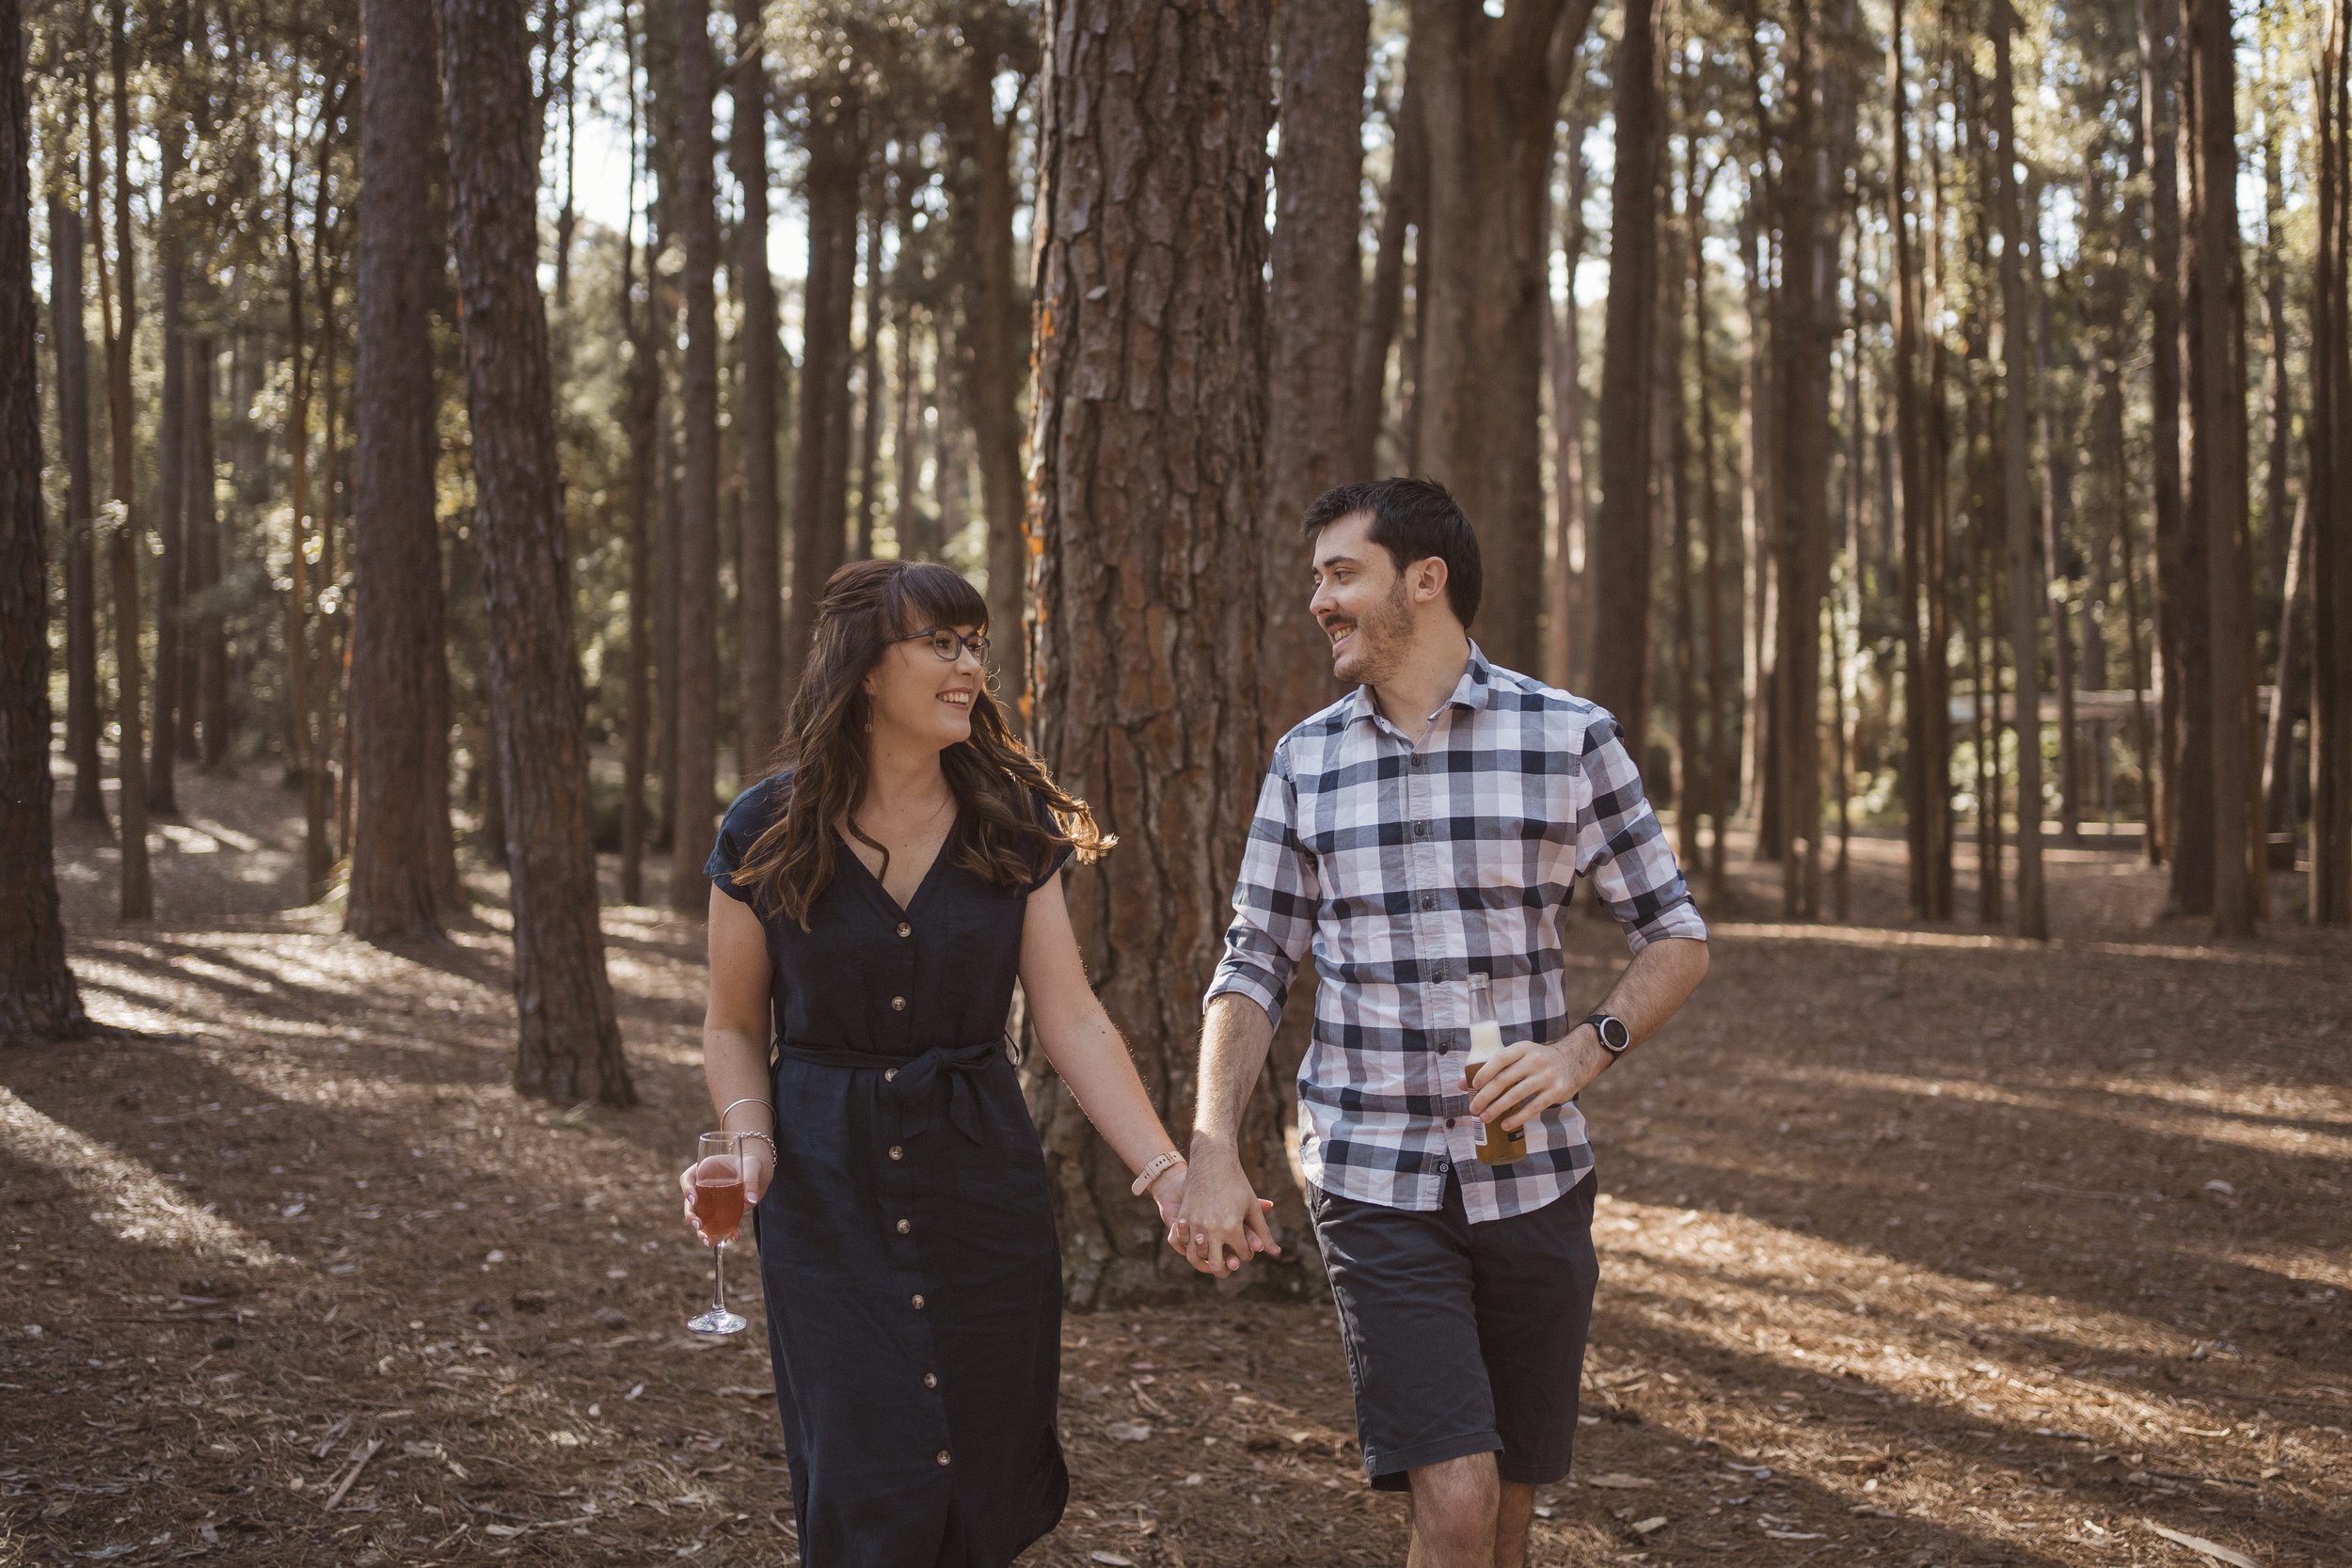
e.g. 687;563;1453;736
892;561;990;637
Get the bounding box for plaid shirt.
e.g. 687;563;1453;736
1205;644;1708;1224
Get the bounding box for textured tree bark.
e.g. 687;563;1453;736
1030;0;1278;1306
730;0;783;771
348;0;453;941
1991;11;2045;940
1543;107;1591;693
1262;0;1365;732
2;0;92;1043
47;194;105;824
103;0;151;920
435;0;634;1105
2311;0;2352;924
1589;0;1662;752
668;0;720;910
2140;0;2205;906
1411;0;1592;674
786;98;858;695
2183;0;2261;935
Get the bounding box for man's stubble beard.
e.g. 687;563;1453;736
1333;576;1417;688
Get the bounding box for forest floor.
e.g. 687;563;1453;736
5;758;2350;1568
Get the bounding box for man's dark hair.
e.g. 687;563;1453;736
1300;477;1483;628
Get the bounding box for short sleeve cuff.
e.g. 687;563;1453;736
1204;970;1285;1032
703;854;758;905
1026;842;1075;894
1624;896;1708;954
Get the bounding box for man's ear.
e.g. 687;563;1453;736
1411;555;1451;608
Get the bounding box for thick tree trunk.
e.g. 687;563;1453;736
2311;0;2352;924
436;0;634;1105
2184;0;2262;935
2141;0;2204;904
1991;11;2046;940
3;0;91;1043
787;100;858;694
47;195;104;824
1589;0;1662;746
103;0;150;920
1263;0;1365;730
1411;0;1592;674
731;0;783;770
668;0;720;910
1029;0;1277;1306
348;0;453;941
1349;67;1419;483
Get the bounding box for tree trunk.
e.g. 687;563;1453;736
1349;65;1420;483
1686;151;1732;897
952;49;1026;719
1544;109;1591;692
731;0;783;771
1263;0;1365;730
2311;0;2352;924
102;0;150;920
787;97;859;695
436;0;635;1106
2184;0;2261;935
1588;0;1662;746
283;149;329;903
2038;266;2082;850
1029;0;1277;1306
2;0;91;1043
2264;492;2309;835
1991;10;2046;940
1411;0;1593;674
348;0;453;941
852;179;883;562
150;129;186;819
2141;0;2204;906
667;0;721;909
187;334;223;773
47;195;105;825
622;12;656;904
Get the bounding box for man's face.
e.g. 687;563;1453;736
1309;512;1419;687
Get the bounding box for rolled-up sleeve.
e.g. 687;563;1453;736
1204;742;1318;1029
1571;712;1708;953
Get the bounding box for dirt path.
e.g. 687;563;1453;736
5;766;2347;1566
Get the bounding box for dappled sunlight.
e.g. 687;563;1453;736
0;1087;284;1267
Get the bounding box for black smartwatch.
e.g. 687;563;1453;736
1581;1012;1632;1055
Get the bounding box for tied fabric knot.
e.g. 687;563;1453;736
888;1037;1009;1145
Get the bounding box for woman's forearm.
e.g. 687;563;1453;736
1036;1005;1183;1179
703;1027;775;1135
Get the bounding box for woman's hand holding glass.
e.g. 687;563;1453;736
677;1137;774;1247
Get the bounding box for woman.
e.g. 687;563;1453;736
680;560;1211;1567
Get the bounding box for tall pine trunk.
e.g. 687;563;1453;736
1029;0;1277;1306
1589;0;1662;748
730;0;783;770
103;0;150;920
2312;0;2352;924
669;0;720;910
47;195;104;824
348;0;453;940
436;0;635;1106
787;97;858;694
3;0;90;1042
2184;0;2262;934
1350;66;1420;483
1263;0;1365;730
953;43;1027;718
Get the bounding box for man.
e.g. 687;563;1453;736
1173;479;1709;1568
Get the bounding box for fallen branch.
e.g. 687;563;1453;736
323;1439;381;1511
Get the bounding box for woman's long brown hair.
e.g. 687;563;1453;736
730;559;1112;927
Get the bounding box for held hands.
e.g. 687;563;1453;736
1466;1025;1612;1133
676;1145;775;1247
1165;1141;1280;1277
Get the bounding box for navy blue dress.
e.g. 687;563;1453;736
707;774;1072;1568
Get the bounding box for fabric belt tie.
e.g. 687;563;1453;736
776;1036;1010;1144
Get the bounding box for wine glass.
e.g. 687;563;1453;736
686;1132;749;1335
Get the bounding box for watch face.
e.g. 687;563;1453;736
1597;1016;1630;1053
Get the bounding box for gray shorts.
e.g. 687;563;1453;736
1308;1170;1598;1491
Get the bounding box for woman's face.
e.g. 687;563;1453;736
864;623;986;752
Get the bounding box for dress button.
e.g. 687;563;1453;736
936;1450;951;1466
891;995;907;1012
888;1145;904;1161
923;1373;938;1389
897;922;912;938
896;1219;911;1234
911;1293;926;1310
884;1068;898;1082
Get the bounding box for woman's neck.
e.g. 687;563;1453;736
862;731;951;817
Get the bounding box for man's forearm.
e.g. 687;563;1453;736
1192;991;1278;1148
1591;935;1709;1049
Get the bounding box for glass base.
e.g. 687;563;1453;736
687;1307;748;1335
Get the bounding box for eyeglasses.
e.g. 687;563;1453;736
892;626;991;664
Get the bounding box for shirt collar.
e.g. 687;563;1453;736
1343;641;1495;730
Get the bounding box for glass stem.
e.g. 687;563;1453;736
711;1242;727;1315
